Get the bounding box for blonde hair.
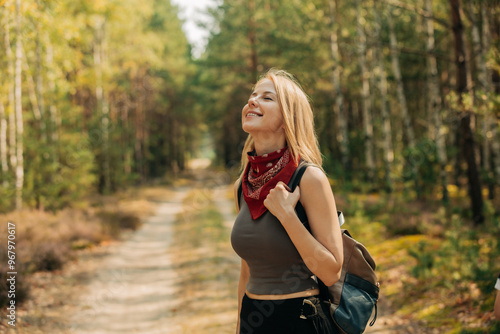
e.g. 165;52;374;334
240;69;322;174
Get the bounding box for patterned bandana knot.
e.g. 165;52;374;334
242;147;298;220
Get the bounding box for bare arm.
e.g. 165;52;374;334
263;167;343;286
233;179;250;333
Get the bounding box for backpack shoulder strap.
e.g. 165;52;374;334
288;160;312;191
289;160;313;226
237;180;243;210
289;161;345;227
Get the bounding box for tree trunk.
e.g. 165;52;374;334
374;3;393;192
35;0;45;139
425;0;448;203
388;9;418;194
469;1;498;198
46;38;59;145
355;1;375;183
489;5;500;190
449;0;484;224
248;0;258;81
0;100;8;188
94;16;111;193
329;0;349;172
15;0;23;210
1;8;10;188
4;8;16;178
22;54;43;124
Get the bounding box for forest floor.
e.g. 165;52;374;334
0;161;475;333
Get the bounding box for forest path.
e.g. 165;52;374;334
68;187;190;334
66;164;240;334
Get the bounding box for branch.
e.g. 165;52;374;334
381;0;450;29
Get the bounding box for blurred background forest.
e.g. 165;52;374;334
0;0;500;332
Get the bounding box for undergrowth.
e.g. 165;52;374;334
337;188;500;333
0;186;162;309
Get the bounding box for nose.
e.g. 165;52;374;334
248;96;258;107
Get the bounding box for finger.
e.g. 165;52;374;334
292;185;300;198
276;181;291;192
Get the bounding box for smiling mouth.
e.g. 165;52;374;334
246;112;262;117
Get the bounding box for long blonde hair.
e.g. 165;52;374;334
240;69;322;174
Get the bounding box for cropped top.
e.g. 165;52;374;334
231;192;318;295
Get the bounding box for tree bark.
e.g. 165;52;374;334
449;0;484;224
15;0;24;210
1;7;10;188
248;0;258;81
388;9;419;194
35;0;45;138
469;1;498;198
94;16;111;193
46;38;59;144
355;1;375;183
4;8;16;177
0;100;8;187
425;0;448;203
374;3;393;191
329;0;349;172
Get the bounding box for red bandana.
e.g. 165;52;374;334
242;147;298;220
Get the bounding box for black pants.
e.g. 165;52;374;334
239;294;337;334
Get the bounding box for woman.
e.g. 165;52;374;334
231;69;344;334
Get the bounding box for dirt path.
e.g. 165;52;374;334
69;187;190;334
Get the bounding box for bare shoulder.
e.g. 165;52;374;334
300;165;330;190
299;165;335;208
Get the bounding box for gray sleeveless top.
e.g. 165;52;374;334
231;192;318;295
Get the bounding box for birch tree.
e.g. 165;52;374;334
425;0;448;202
4;5;16;180
0;100;7;187
387;8;418;193
329;0;349;171
14;0;23;210
374;2;393;191
355;0;375;182
94;16;111;193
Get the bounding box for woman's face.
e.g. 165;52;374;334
242;79;284;135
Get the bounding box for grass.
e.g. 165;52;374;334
168;186;240;333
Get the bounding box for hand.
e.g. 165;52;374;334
263;181;300;221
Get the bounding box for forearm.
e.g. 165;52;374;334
279;209;342;286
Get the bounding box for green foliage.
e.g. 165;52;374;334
23;130;96;211
408;213;500;300
0;0;199;210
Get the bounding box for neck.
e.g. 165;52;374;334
252;133;286;156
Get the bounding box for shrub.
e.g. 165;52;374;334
0;262;30;308
30;242;69;272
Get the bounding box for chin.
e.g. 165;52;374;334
242;122;256;134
